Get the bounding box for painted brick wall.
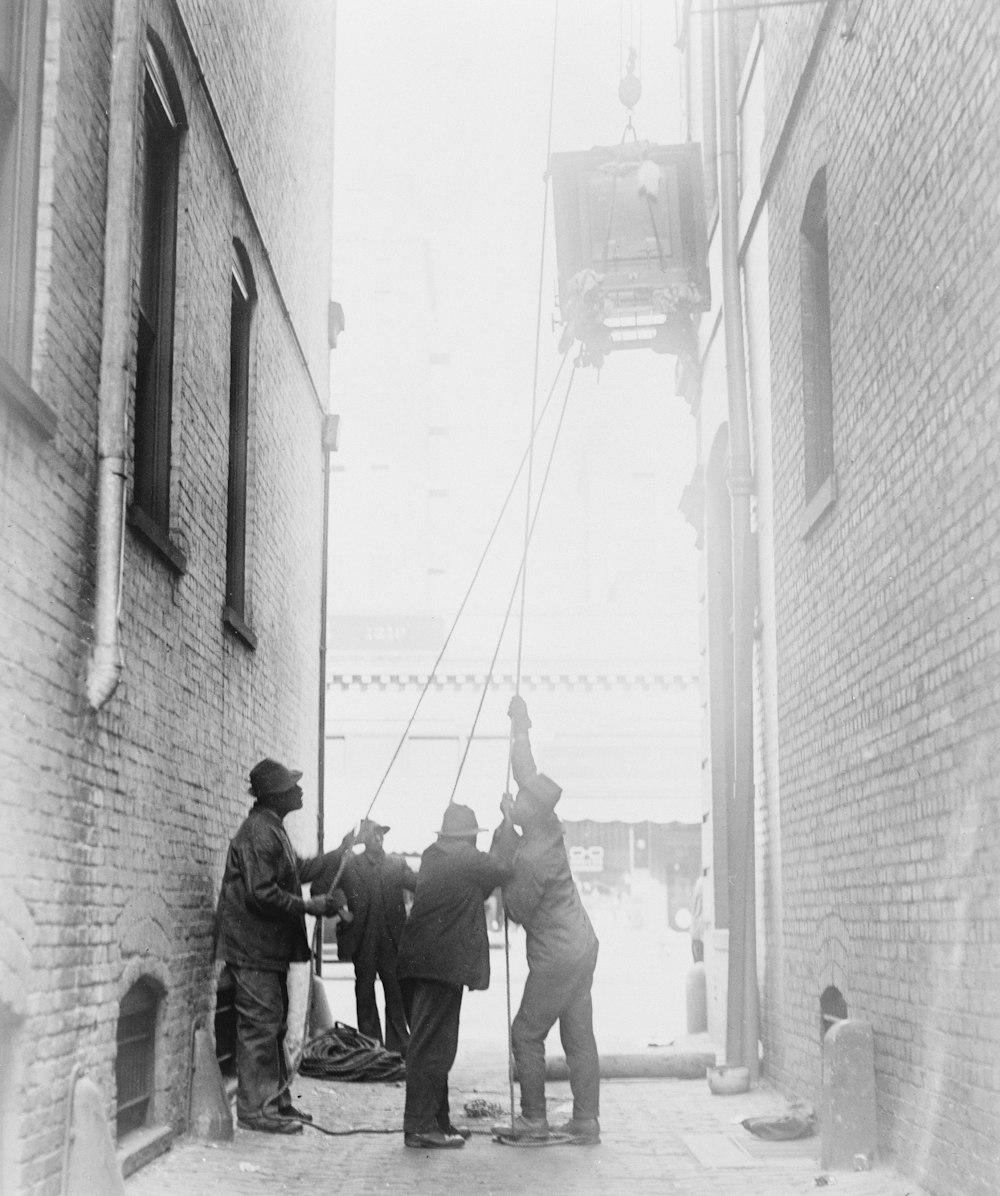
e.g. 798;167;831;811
758;2;1000;1193
0;0;337;1191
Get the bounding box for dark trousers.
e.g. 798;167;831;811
354;933;410;1054
400;978;463;1134
511;944;600;1121
230;966;293;1121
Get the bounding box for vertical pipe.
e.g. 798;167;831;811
717;6;759;1078
315;423;335;976
87;0;142;710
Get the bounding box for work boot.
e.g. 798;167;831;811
277;1104;313;1122
439;1121;471;1140
404;1129;465;1149
237;1114;303;1135
554;1116;600;1144
492;1113;549;1140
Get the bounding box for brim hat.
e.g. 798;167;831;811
519;772;562;809
437;802;490;839
249;757;303;799
357;817;390;837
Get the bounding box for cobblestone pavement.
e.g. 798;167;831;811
126;913;930;1196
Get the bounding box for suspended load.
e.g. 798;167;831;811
550;141;710;367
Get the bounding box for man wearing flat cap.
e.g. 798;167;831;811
334;816;417;1056
491;696;601;1145
215;758;347;1134
396;802;511;1148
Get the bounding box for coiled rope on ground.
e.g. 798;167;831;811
300;1022;407;1083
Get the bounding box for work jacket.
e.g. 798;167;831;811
335;850;418;962
396;837;511;991
215;804;332;972
492;815;598;973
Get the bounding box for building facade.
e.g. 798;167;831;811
678;1;999;1192
0;2;338;1190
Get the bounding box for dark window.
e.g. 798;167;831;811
800;169;834;506
0;0;46;375
225;246;254;629
116;980;159;1137
133;42;182;534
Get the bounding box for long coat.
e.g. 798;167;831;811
215;804;333;971
334;851;418;962
396;837;510;991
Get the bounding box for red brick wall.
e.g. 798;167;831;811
758;2;1000;1193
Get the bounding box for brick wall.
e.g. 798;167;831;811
0;0;337;1190
758;2;1000;1193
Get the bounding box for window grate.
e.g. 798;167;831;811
116;982;158;1137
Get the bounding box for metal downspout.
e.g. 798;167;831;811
717;8;760;1077
87;0;142;710
314;428;334;977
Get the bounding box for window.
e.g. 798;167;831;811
0;0;54;436
116;980;159;1137
224;243;256;646
800;168;836;529
131;39;183;556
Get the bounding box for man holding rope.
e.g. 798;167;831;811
491;696;601;1145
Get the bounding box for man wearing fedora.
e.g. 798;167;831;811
491;696;601;1145
215;758;345;1134
395;802;511;1149
335;816;417;1056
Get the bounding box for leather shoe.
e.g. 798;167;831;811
278;1104;313;1122
492;1113;549;1140
404;1130;465;1149
238;1115;303;1135
554;1116;600;1144
440;1122;471;1140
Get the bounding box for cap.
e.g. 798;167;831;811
249;758;303;799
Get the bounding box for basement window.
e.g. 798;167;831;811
116;980;159;1137
819;985;848;1041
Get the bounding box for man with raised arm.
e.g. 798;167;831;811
491;696;601;1145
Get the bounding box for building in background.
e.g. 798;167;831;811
0;2;338;1189
678;2;999;1193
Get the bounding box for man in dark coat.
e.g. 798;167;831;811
396;802;511;1149
491;697;601;1145
335;817;417;1055
215;758;344;1133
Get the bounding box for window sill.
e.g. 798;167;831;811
800;472;838;538
0;356;57;439
127;503;188;574
223;605;258;650
117;1123;173;1178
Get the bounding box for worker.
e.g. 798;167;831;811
396;802;511;1148
491;696;601;1145
336;817;417;1055
215;758;344;1134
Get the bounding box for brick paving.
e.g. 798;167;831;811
126;919;930;1196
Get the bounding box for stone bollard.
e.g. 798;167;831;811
820;1019;877;1169
189;1025;234;1141
686;962;707;1034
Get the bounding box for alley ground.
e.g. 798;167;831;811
126;900;929;1196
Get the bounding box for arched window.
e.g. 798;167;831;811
131;35;185;565
116;978;160;1137
800;168;835;528
224;241;257;646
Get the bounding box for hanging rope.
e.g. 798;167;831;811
447;357;578;804
357;345;572;828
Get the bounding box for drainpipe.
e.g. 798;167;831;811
314;411;340;977
717;8;759;1078
87;1;142;710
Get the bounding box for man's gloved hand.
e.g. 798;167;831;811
304;893;340;917
507;694;531;732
